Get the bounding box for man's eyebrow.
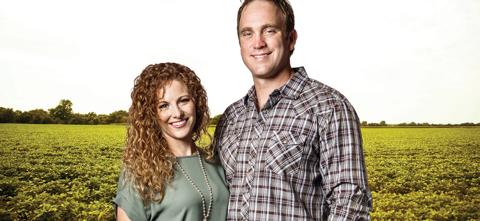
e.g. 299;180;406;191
240;24;279;32
262;24;279;29
239;27;253;33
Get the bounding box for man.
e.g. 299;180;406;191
214;0;372;220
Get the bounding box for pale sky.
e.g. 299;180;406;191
1;0;479;124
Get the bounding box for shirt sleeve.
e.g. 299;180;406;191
319;99;372;220
113;174;150;221
213;112;228;153
213;110;236;184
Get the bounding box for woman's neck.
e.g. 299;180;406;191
168;140;196;157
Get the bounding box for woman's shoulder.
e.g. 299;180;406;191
203;154;225;175
113;170;150;220
199;151;221;166
115;170;139;198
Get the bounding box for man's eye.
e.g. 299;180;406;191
241;31;252;37
265;28;276;34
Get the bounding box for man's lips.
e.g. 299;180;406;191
251;52;271;59
170;119;187;128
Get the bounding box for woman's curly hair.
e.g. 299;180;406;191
122;62;212;203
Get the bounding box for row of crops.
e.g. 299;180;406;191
363;128;479;220
0;124;479;220
0;124;124;220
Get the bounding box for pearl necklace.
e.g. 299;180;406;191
176;153;213;221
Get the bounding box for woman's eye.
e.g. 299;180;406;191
180;98;191;103
158;103;168;109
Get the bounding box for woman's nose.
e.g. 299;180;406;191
170;105;184;118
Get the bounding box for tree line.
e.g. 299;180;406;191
1;100;477;126
0;99;222;125
360;120;480;127
0;99;128;124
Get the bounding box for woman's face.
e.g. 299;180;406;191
156;79;196;146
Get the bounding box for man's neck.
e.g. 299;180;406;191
253;68;293;110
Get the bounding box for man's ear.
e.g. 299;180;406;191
288;29;297;55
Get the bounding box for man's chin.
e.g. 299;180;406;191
250;67;274;78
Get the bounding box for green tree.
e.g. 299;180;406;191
49;99;73;123
0;107;16;123
16;110;32;123
85;112;98;124
27;109;53;124
108;110;128;123
209;114;222;125
69;113;87;124
96;114;110;124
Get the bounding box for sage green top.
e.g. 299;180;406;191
114;154;229;221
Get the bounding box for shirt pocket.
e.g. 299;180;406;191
218;134;240;183
265;131;306;175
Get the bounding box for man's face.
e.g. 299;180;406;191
238;1;296;80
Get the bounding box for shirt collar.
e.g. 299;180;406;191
278;66;308;100
243;66;309;107
243;85;257;107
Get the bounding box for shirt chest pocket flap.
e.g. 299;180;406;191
265;131;307;175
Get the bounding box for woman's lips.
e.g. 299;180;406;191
170;119;187;128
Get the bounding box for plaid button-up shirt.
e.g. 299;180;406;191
214;67;372;221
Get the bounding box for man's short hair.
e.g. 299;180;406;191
236;0;295;37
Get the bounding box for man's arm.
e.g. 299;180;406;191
212;110;236;185
213;112;228;153
320;99;372;220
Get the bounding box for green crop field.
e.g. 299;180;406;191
1;124;479;220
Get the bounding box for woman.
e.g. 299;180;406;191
114;62;228;221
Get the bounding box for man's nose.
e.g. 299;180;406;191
253;33;266;49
